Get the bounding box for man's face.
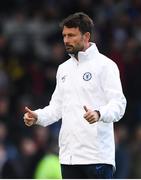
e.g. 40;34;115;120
62;26;86;55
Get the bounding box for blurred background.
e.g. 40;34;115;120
0;0;141;178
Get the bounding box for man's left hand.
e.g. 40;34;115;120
83;106;100;124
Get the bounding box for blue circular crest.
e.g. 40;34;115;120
83;72;92;81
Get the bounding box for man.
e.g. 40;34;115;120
23;12;127;178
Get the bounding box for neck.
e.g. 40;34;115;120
84;42;90;51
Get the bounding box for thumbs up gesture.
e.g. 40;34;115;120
23;107;38;127
83;106;100;124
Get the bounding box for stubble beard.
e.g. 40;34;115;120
65;44;84;56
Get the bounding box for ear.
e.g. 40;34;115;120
84;32;90;42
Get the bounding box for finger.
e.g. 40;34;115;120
83;105;88;112
89;120;96;124
24;117;35;125
25;121;33;127
24;116;35;121
25;106;33;114
25;107;37;119
84;112;92;119
88;117;96;122
87;112;93;119
84;116;96;124
24;113;34;120
89;116;99;124
23;113;29;119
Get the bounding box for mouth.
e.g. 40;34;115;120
65;45;73;48
65;45;74;51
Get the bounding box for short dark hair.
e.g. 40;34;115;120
60;12;94;41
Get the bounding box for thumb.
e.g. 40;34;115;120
25;106;36;118
83;105;88;112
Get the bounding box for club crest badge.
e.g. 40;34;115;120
83;72;92;81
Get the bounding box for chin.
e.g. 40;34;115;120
66;50;73;54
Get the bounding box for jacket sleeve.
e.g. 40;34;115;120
34;66;62;127
98;61;127;123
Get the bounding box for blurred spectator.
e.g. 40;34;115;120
32;126;61;179
28;62;46;96
114;124;131;178
123;38;141;100
3;12;30;56
129;124;141;178
0;122;18;161
0;62;10;96
0;97;10;125
0;143;8;178
18;136;40;178
34;154;62;179
32;126;50;154
0;122;21;178
108;40;126;87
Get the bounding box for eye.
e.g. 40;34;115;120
68;34;75;37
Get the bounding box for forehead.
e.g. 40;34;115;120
62;26;81;34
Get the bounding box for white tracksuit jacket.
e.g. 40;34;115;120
35;43;127;167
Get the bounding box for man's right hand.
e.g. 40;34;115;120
23;107;38;127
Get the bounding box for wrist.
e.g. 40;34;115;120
94;110;101;120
